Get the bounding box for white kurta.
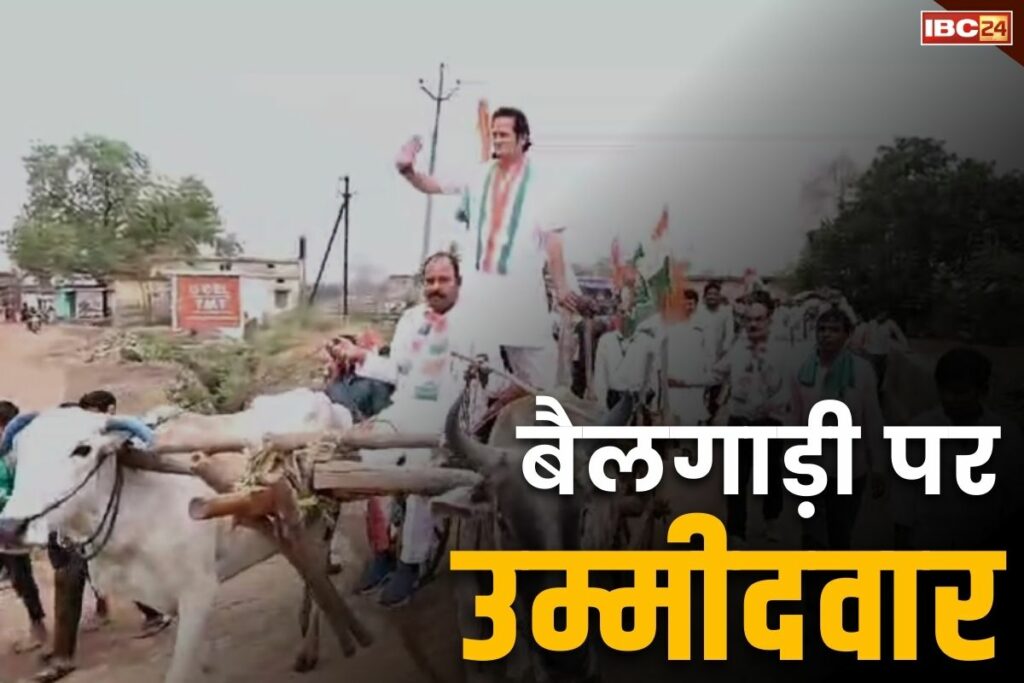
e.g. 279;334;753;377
693;304;735;361
859;319;908;356
356;301;502;565
663;319;711;425
788;352;883;480
358;302;502;433
454;158;554;352
592;327;661;406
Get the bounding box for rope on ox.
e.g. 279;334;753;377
14;449;126;562
229;433;364;529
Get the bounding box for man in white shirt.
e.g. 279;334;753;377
854;310;909;392
664;289;711;426
694;280;735;361
890;347;1023;551
789;306;885;550
678;291;791;544
592;283;661;412
770;301;795;347
693;280;735;420
337;252;502;606
395;107;576;392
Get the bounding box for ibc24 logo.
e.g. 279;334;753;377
920;10;1012;45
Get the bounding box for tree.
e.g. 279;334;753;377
795;136;1024;343
4;135;235;280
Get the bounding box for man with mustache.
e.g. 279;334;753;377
790;306;885;550
332;251;503;606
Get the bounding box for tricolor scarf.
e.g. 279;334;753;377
474;160;533;275
408;308;450;401
798;349;856;400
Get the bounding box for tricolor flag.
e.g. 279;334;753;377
610;237;625;290
477;99;491;162
640;205;672;310
626;238;658;326
661;258;692;322
652;205;669;241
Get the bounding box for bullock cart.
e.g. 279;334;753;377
118;428;481;669
116;354;655;681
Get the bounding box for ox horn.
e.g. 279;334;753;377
0;412;38;458
103;417;156;447
443;393;510;472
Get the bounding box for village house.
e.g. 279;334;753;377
54;276;112;321
112;256;306;332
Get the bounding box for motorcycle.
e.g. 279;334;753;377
26;315;41;333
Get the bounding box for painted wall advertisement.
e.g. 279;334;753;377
76;290;105;319
175;274;241;332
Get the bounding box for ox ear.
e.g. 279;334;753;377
0;412;38;458
103;417;155;447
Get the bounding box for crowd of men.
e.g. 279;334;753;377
316;105;1022;611
580;273;1021;550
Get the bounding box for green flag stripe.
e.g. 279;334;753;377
497;161;532;275
474;162;532;274
474;165;497;271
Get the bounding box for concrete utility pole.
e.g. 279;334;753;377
418;62;461;265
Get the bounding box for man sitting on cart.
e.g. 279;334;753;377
328;251;506;606
324;329;395;421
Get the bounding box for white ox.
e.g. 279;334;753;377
0;388;353;683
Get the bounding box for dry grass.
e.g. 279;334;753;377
113;307;396;413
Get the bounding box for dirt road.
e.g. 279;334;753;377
0;325;72;411
0;323;767;683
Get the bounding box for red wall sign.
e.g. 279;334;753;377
175;274;241;331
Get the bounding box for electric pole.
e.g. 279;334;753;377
418;62;461;265
309;176;353;317
341;175;351;317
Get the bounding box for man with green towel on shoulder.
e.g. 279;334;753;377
789;305;886;550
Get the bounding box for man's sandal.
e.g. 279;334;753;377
133;614;173;640
32;662;76;683
11;638;43;655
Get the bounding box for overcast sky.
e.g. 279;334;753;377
1;0;1021;282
